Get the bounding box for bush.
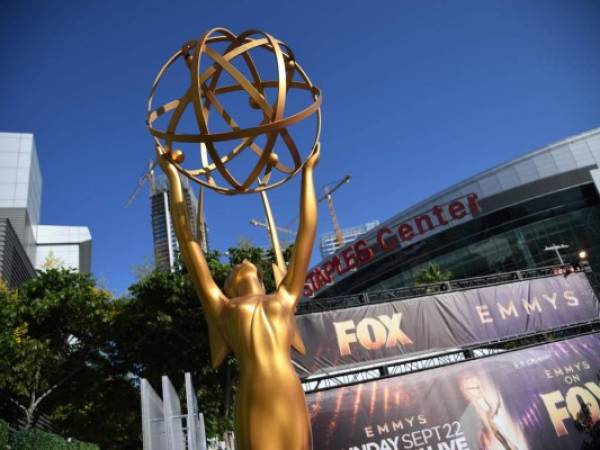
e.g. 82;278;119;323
0;420;8;449
9;428;99;450
72;441;100;450
11;429;67;450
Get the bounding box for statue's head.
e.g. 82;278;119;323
224;259;265;298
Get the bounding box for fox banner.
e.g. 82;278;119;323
295;273;600;375
307;332;600;450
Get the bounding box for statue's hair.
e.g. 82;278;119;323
224;260;263;298
224;265;241;298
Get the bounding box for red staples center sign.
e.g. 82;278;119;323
304;193;481;297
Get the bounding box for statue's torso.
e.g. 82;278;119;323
221;293;294;366
218;294;311;450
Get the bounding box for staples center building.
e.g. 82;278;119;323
304;127;600;298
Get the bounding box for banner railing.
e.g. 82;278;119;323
297;264;590;314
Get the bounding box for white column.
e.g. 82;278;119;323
140;379;166;450
162;376;186;450
185;372;207;450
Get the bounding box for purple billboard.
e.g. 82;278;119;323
295;273;600;375
307;332;600;450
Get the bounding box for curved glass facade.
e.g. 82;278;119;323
319;183;600;296
307;128;600;298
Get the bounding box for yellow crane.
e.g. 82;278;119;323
249;219;296;247
284;174;351;249
320;175;351;248
124;160;157;208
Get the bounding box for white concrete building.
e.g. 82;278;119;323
0;132;92;286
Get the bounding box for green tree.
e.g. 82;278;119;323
226;244;293;293
0;270;141;449
413;263;452;286
111;264;233;438
0;269;114;430
0;241;293;448
112;243;292;439
41;252;66;270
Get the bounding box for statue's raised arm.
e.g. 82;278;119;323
155;147;228;319
280;144;320;303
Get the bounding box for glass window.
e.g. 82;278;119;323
351;186;600;294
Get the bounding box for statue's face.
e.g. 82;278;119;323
225;260;265;298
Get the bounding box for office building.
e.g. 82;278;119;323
319;221;380;258
150;173;200;271
0;132;92;287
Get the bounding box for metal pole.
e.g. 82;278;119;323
554;248;564;265
259;190;286;276
196;187;209;252
545;243;569;265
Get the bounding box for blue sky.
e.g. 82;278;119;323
1;0;599;295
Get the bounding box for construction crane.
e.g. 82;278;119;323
124;160;157;208
250;219;296;246
124;159;210;252
284;174;351;248
319;175;351;248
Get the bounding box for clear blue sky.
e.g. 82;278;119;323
1;0;599;295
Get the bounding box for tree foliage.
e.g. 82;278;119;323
40;252;66;271
226;245;293;293
0;269;140;449
110;262;234;439
0;242;292;449
0;269;116;430
413;262;452;286
110;245;293;438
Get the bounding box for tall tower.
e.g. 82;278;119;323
150;173;200;271
319;221;380;258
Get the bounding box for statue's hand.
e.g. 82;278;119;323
304;143;320;172
155;146;184;176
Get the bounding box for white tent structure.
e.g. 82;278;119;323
140;373;216;450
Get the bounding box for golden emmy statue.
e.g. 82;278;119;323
147;28;322;450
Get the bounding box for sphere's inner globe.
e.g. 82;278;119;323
147;28;321;195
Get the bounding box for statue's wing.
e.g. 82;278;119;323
290;316;306;355
207;320;231;368
272;262;285;288
273;262;306;354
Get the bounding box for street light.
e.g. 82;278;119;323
544;243;569;265
579;250;588;260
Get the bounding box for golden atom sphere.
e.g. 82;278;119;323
147;28;322;195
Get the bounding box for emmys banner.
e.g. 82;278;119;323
295;273;600;375
307;332;600;450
